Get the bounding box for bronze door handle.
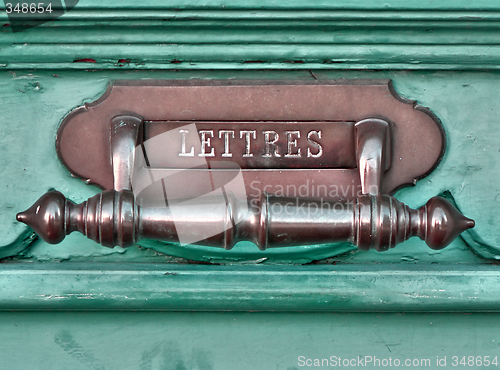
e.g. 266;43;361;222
17;189;474;251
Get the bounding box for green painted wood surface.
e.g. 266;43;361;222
2;263;500;312
0;311;499;370
4;8;500;70
1;1;500;314
4;0;500;10
5;44;500;70
1;1;500;368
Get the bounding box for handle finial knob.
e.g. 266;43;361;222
16;191;67;244
422;197;475;250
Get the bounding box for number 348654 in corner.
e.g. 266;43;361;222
3;1;78;33
5;2;53;13
451;356;498;367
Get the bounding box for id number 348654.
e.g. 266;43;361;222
452;356;498;367
5;3;53;13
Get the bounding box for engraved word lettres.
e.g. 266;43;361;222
144;121;356;170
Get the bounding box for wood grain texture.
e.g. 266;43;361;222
3;0;500;10
2;7;500;70
1;263;500;311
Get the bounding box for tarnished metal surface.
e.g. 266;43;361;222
17;190;474;251
56;80;445;197
355;118;391;195
111;115;142;191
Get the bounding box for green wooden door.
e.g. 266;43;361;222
1;1;500;369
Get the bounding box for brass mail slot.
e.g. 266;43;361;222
16;80;474;253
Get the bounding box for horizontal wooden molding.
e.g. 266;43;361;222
1;263;500;312
4;9;500;21
3;0;500;10
2;8;500;70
